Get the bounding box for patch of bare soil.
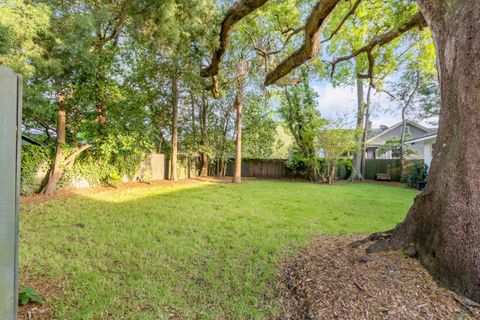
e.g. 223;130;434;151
18;273;65;320
276;235;480;319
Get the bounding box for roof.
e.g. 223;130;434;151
21;134;45;146
366;120;433;145
405;129;438;144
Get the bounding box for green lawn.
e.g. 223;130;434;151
20;180;417;319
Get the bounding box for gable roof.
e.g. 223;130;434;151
405;129;438;144
366;120;432;145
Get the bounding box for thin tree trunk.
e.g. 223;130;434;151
233;60;248;183
200;94;208;176
170;72;179;181
42;83;67;196
360;86;372;174
190;91;197;146
348;75;366;181
372;0;480;302
232;92;243;183
399;106;407;181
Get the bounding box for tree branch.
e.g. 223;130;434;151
200;0;269;79
330;11;427;77
321;0;363;44
65;144;93;168
265;0;341;86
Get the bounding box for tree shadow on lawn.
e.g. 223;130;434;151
19;180;416;319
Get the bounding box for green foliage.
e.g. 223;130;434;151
404;161;429;187
285;146;318;178
19;286;42;306
20;145;53;195
279;71;326;179
317;118;358;183
335;158;353;180
377;136;418;157
61;133;153;188
242;94;278;159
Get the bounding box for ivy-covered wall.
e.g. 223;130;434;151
20;146;166;195
20;145;53;195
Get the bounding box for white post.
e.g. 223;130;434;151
0;66;22;319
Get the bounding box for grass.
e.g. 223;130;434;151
20;180;418;319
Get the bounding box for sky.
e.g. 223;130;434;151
311;81;438;130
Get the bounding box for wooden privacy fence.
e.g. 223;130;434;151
363;159;420;182
226;159;290;179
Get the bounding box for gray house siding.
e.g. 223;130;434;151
366;121;433;160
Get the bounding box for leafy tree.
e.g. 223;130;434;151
317;119;357;184
377;136;418;159
205;0;480;301
279;70;325;181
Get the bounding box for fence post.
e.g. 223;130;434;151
0;66;22;319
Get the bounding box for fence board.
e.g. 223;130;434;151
363;159;420;182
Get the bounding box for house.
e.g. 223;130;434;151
21;134;44;146
405;130;437;167
365;121;436;160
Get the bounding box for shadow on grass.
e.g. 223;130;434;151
19;180;417;319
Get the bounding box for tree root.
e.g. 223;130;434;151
350;207;418;254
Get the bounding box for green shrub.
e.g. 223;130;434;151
404;161;428;187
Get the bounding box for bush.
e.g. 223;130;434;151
285;147;352;180
404;161;428;188
335;158;353;180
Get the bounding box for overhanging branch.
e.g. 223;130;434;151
265;0;341;86
200;0;269;79
330;11;427;78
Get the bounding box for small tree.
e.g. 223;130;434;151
317;119;358;184
377;136;418;160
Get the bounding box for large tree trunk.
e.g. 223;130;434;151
170;72;179;181
372;0;480;302
200;94;208;177
348;76;366;181
42;84;67;196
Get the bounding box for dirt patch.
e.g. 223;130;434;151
276;235;479;319
18;273;65;320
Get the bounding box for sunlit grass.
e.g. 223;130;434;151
20;180;417;319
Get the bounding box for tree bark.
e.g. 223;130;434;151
200;94;208;177
232;92;243;183
232;61;248;183
399;106;407;180
371;0;480;302
170;72;179;181
219;108;231;177
348;75;366;181
42;83;67;196
360;86;372;173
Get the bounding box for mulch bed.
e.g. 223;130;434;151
276;235;480;319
